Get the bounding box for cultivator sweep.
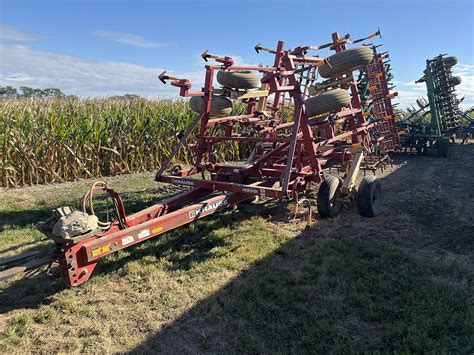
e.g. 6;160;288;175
1;31;400;286
399;54;463;156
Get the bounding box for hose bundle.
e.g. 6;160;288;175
80;181;126;230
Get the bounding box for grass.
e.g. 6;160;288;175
181;237;472;353
0;146;473;353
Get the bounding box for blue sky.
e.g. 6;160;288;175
1;0;473;107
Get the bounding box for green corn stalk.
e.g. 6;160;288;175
0;97;251;187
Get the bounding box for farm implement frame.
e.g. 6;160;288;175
398;54;463;156
1;31;400;286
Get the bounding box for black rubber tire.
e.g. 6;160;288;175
437;137;449;157
189;95;233;117
317;175;343;218
216;70;260;90
357;176;382;217
319;46;373;79
304;89;351;117
416;146;426;156
442;56;458;67
447;76;462;87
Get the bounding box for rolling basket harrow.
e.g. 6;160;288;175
1;30;401;286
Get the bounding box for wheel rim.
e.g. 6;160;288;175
372;185;381;211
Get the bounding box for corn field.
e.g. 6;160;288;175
0;97;248;187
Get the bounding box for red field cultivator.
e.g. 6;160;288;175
365;47;399;151
357;45;400;169
1;31;400;286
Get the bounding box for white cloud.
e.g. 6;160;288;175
453;64;474;108
0;24;45;42
93;31;173;48
229;55;259;67
453;63;474;76
396;80;426;108
0;44;202;97
397;64;474;110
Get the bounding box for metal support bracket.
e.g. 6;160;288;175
341;151;364;195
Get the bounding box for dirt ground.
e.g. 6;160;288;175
0;144;473;353
328;144;474;261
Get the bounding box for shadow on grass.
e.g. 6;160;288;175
127;146;474;353
0;239;49;254
381;145;474;257
93;199;292;278
0;202;280;313
0;186;179;232
128;230;472;353
0;207;52;232
0;271;67;314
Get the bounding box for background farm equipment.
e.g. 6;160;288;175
398;54;463;156
453;105;474;143
1;31;398;286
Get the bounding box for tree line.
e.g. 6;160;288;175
0;86;143;100
0;86;67;98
